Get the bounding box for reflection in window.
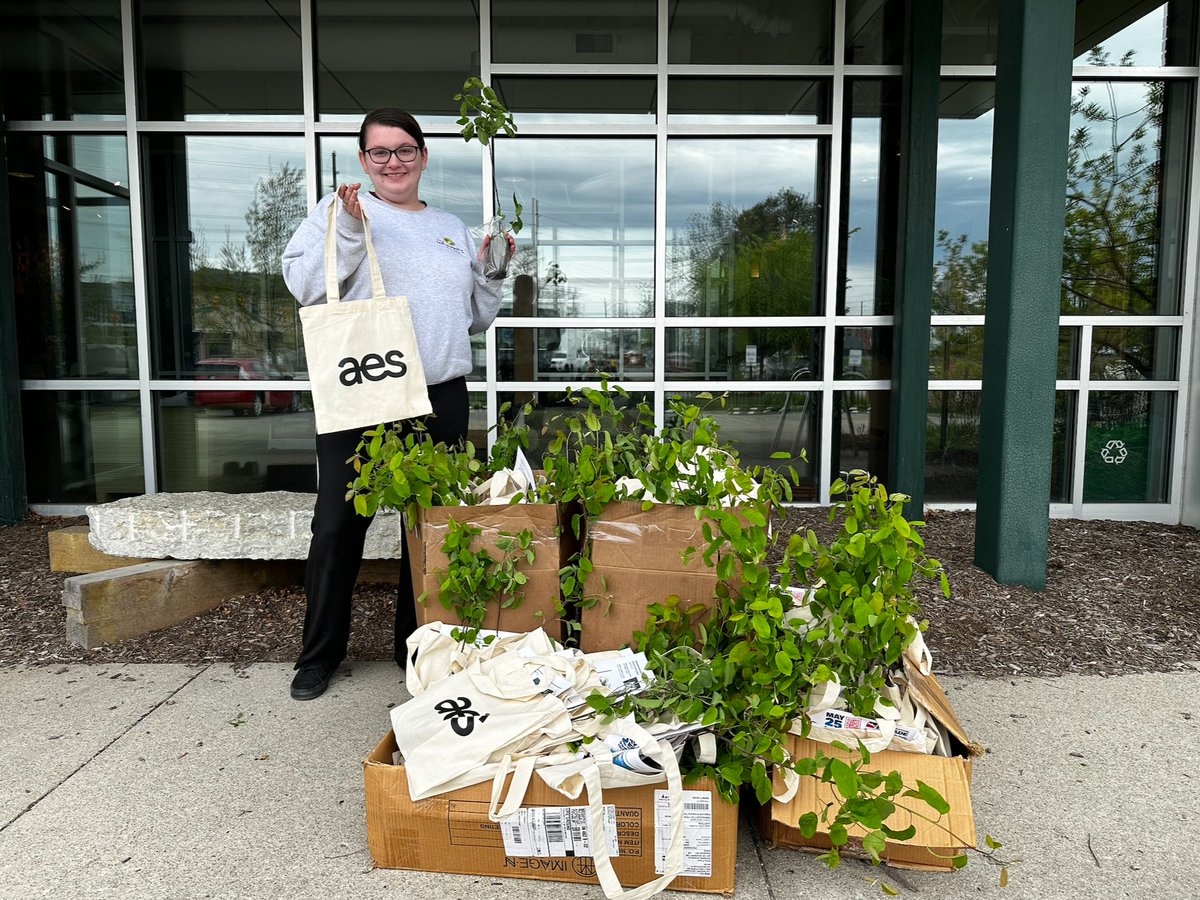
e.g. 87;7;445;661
932;81;994;315
666;327;821;382
837;326;891;379
493;1;656;65
1075;2;1168;67
1058;327;1081;380
843;80;901;316
143;136;307;380
156;391;316;493
493;77;655;125
667;140;822;318
1062;81;1172;316
9;134;135;380
925;390;980;502
668;0;833;65
929;326;982;380
1090;327;1179;380
834;390;890;483
495;139;655;318
315;0;477;120
668;79;829;124
138;0;302;120
1051;391;1075;503
0;1;124;120
941;0;998;66
497;327;654;382
845;0;905;65
1084;391;1173;502
22;391;143;503
670;392;819;496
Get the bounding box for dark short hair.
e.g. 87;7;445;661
358;108;426;151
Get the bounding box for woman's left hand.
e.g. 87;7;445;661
478;231;517;262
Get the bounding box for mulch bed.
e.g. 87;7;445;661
1;510;1197;677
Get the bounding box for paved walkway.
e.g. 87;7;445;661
1;663;1196;899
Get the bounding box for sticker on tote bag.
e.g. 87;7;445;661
434;696;490;737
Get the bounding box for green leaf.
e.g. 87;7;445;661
862;830;886;861
829;758;859;800
797;812;819;838
951;854;968;869
903;780;950;815
881;824;916;841
774;650;793;675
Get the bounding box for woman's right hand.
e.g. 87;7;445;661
337;182;363;220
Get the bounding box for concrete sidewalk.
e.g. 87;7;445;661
0;663;1196;899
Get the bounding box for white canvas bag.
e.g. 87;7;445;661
298;200;432;434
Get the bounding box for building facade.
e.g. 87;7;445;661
1;0;1197;526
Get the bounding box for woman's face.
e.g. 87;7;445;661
359;123;428;206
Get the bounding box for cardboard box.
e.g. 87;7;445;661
364;730;739;894
759;668;978;871
407;503;575;642
581;502;726;652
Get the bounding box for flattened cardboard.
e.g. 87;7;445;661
408;504;574;642
364;730;738;894
582;502;725;652
761;674;977;871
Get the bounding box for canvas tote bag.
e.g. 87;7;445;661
299;199;432;434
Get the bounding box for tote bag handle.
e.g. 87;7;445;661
324;198;388;303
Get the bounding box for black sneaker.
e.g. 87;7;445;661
290;664;333;701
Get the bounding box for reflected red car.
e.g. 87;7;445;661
194;358;298;416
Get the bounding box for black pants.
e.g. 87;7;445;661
296;377;469;671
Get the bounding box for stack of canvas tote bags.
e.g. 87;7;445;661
299;199;432;434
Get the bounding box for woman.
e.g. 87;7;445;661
282;107;512;700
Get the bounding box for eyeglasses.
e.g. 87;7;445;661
365;145;422;164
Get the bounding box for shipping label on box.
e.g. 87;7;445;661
365;730;739;894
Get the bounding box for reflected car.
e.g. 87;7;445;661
194;358;298;416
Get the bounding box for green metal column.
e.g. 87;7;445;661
974;0;1075;588
0;137;28;525
887;0;942;511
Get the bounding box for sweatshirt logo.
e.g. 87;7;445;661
338;350;409;386
436;236;467;255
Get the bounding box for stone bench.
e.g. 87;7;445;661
55;491;403;650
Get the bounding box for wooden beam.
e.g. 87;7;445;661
49;526;150;573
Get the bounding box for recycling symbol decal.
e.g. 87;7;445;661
1100;439;1128;465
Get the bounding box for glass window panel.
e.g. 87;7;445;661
492;77;655;125
668;79;830;124
492;2;656;65
142;136;307;380
667;139;823;318
315;0;478;121
834;390;891;483
1051;391;1076;503
156;390;316;492
496;138;655;318
9;134;135;380
846;0;906;65
318;136;481;223
932;81;994;315
137;1;302;120
668;0;834;65
0;0;124;120
1083;391;1174;503
1090;326;1179;381
928;326;981;380
496;390;655;466
843;79;901;316
467;391;488;451
837;326;891;379
1058;327;1081;379
1063;81;1173;316
925;390;980;501
22;390;143;503
497;327;654;382
669;392;819;494
665;327;822;382
942;0;997;66
1075;2;1166;66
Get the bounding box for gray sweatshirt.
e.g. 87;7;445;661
282;191;503;386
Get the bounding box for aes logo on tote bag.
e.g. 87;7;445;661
338;349;410;385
